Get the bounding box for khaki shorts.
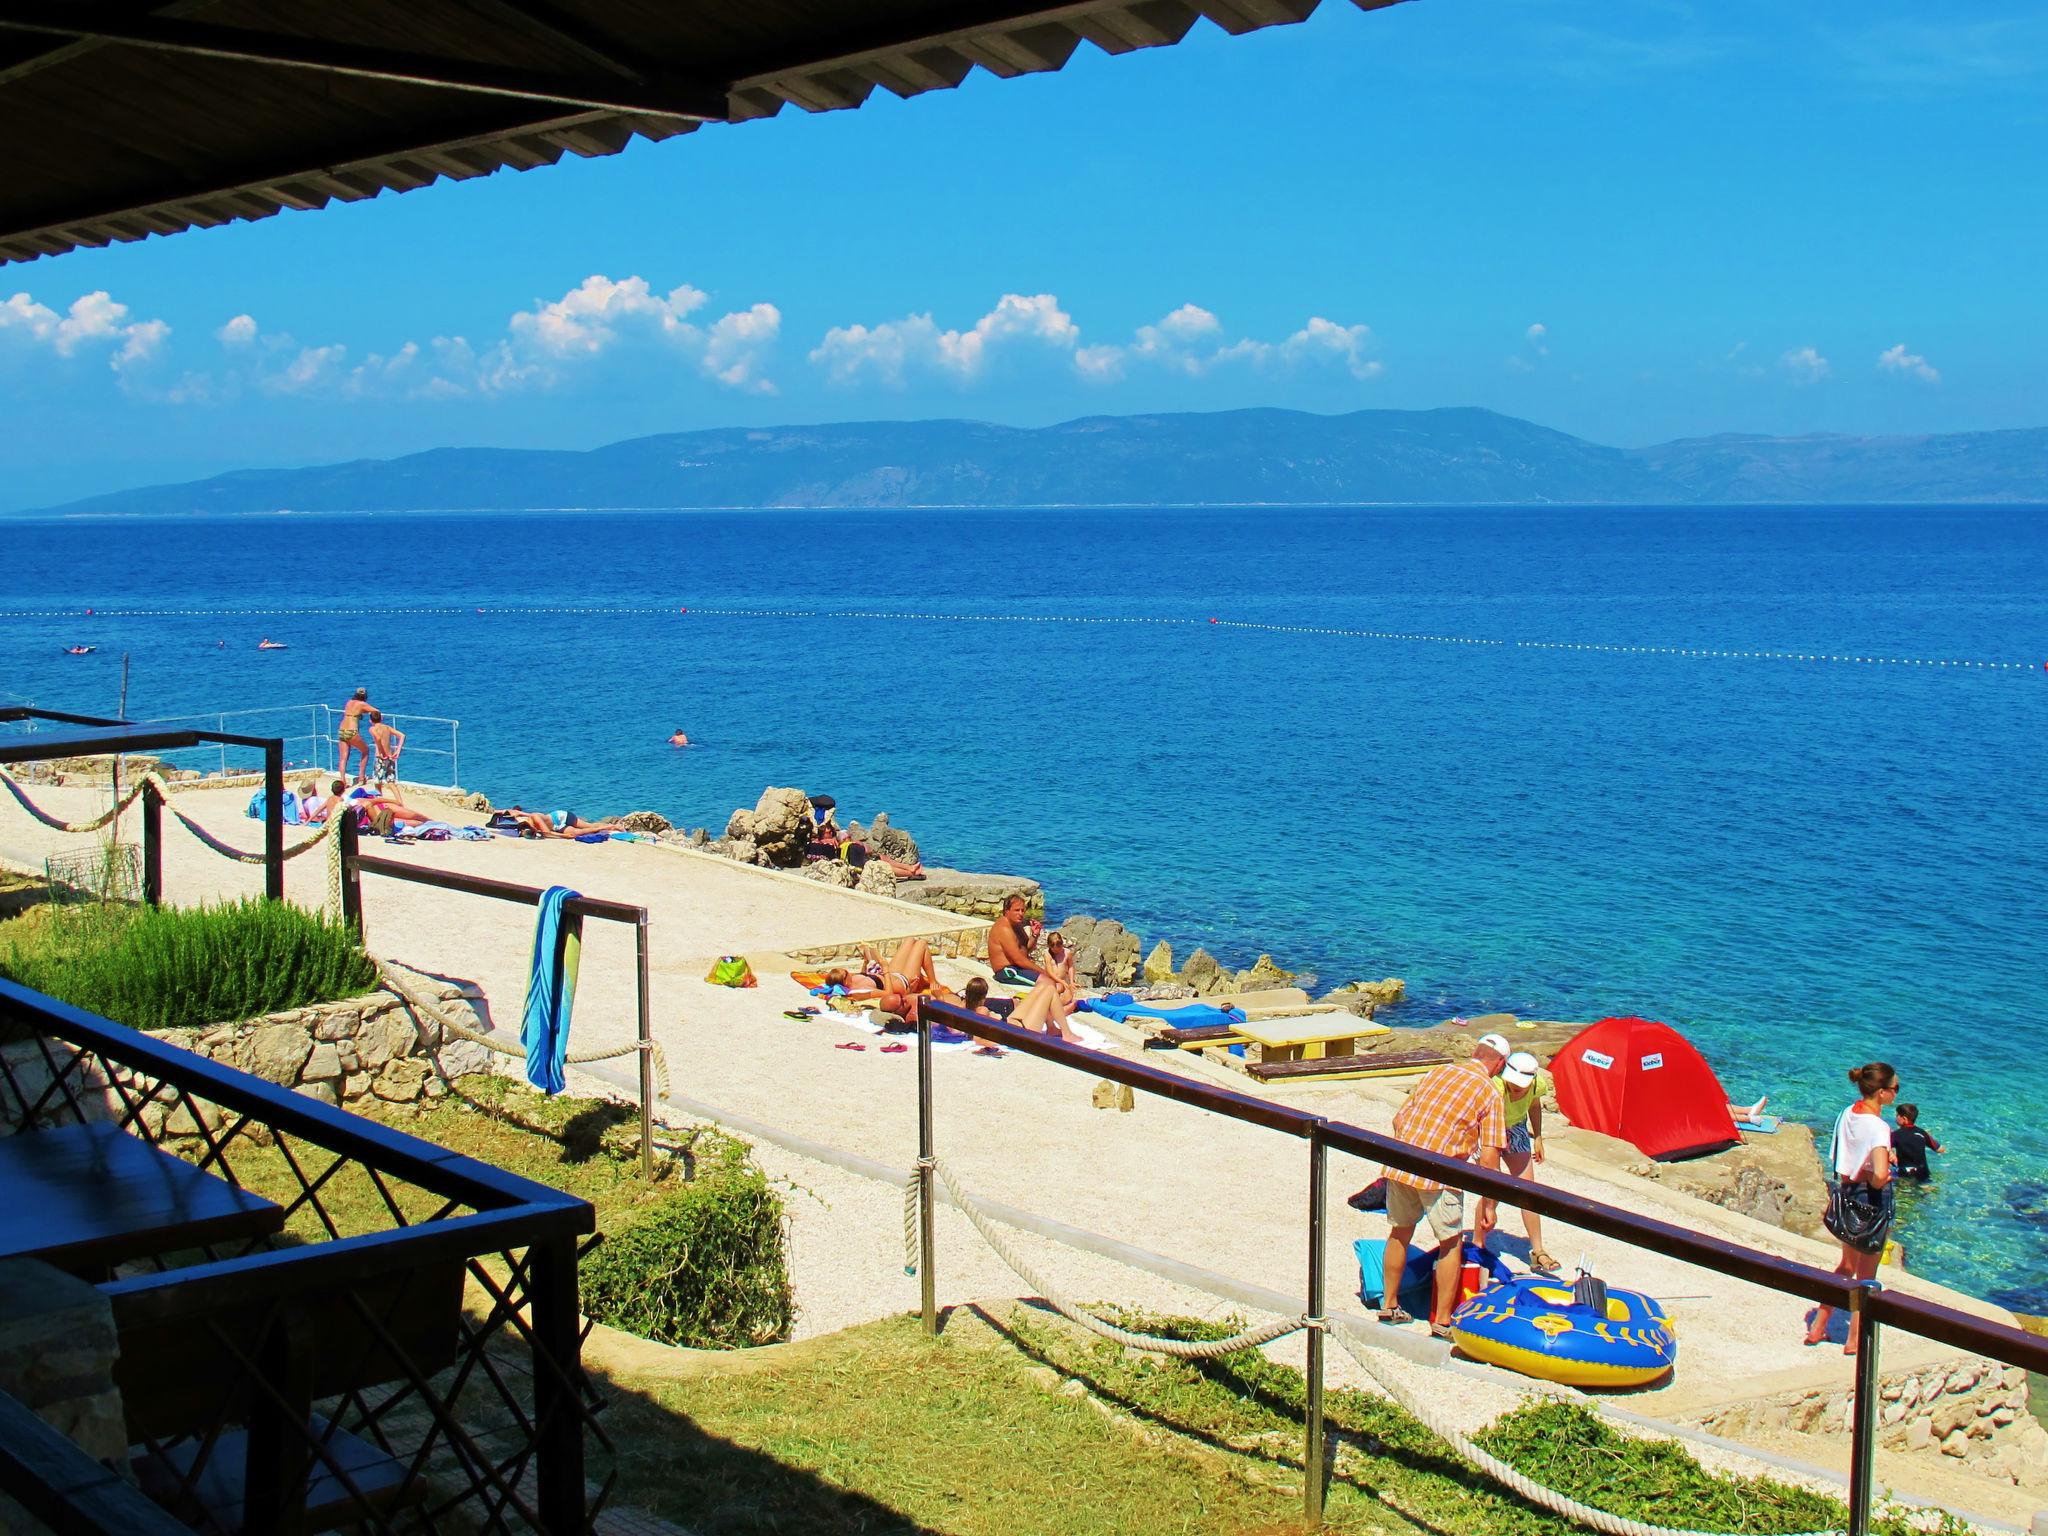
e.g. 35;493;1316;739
1384;1181;1465;1246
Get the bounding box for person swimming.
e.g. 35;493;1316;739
669;729;690;747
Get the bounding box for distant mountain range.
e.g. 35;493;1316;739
21;408;2048;514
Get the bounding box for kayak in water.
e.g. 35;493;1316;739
64;645;96;655
257;639;288;650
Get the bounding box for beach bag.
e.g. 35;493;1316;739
705;956;757;988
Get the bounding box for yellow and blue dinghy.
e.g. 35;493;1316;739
1449;1272;1676;1389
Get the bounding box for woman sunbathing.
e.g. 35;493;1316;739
489;805;633;839
822;938;938;1014
1010;974;1082;1044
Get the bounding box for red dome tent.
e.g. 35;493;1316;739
1551;1017;1740;1162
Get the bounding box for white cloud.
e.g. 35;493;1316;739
703;304;781;394
0;289;173;395
113;319;169;375
507;275;708;359
1876;343;1939;383
1526;322;1549;352
1780;345;1831;385
1037;302;1382;386
264;343;348;395
217;314;258;347
1274;317;1384;379
809;293;1080;387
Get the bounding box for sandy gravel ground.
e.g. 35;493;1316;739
3;776;2037;1527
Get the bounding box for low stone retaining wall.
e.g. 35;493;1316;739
157;976;498;1112
1687;1358;2048;1487
789;925;991;966
0;972;498;1135
891;869;1044;921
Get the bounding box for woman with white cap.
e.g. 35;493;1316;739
1480;1049;1560;1274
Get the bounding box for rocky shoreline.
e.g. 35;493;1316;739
402;780;1853;1249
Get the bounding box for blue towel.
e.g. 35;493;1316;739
1354;1238;1512;1312
520;886;581;1095
1079;993;1246;1027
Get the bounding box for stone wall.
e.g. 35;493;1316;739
0;973;497;1136
789;925;990;966
891;868;1044;921
1687;1357;2048;1487
0;1259;126;1464
154;976;497;1111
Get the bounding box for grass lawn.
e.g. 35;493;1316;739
209;1073;704;1244
595;1310;1422;1536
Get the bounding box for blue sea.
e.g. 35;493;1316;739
5;504;2046;1309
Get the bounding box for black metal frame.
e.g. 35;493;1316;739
914;998;2048;1534
0;977;607;1534
0;706;287;901
339;820;659;1179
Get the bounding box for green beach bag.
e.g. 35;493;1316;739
705;955;757;989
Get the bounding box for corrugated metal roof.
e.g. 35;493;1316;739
0;0;1404;265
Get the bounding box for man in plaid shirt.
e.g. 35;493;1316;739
1377;1032;1510;1334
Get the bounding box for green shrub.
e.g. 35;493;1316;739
0;898;376;1030
580;1134;794;1350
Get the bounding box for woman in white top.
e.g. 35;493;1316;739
1804;1060;1899;1354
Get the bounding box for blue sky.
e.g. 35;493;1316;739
4;0;2045;508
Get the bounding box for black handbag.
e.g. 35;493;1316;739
1823;1110;1896;1251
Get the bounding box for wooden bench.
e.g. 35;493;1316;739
1245;1050;1450;1083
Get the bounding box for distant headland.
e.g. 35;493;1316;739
16;406;2048;516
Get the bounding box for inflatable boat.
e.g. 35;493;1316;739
1450;1272;1676;1388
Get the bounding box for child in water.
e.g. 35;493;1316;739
1890;1103;1943;1181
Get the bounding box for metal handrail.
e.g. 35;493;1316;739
0;976;599;1533
913;997;2048;1533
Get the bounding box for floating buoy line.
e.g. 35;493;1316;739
2;604;2038;672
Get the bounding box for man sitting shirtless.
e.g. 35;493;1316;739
985;894;1044;986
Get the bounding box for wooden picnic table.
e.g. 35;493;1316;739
0;1122;283;1275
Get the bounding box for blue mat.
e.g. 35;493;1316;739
1079;993;1246;1027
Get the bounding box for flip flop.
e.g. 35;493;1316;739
1376;1307;1415;1326
834;1041;866;1052
1429;1323;1455;1342
973;1045;1005;1057
880;1043;908;1054
782;1010;812;1020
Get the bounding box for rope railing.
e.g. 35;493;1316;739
1;768;332;859
371;959;671;1100
913;1149;1852;1536
902;1155;1304;1358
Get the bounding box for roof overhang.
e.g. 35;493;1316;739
0;0;1406;265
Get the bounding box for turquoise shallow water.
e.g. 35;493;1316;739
5;504;2046;1307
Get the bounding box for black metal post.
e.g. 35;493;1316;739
140;780;162;907
917;1007;937;1334
1846;1280;1883;1536
338;815;361;939
243;1306;314;1536
1304;1125;1328;1527
529;1237;588;1535
263;740;284;901
634;913;654;1180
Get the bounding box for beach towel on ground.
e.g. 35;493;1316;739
246;789;302;826
520;885;581;1095
1079;993;1246;1027
790;970;828;988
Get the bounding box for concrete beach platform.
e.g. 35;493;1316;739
3;776;2042;1528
